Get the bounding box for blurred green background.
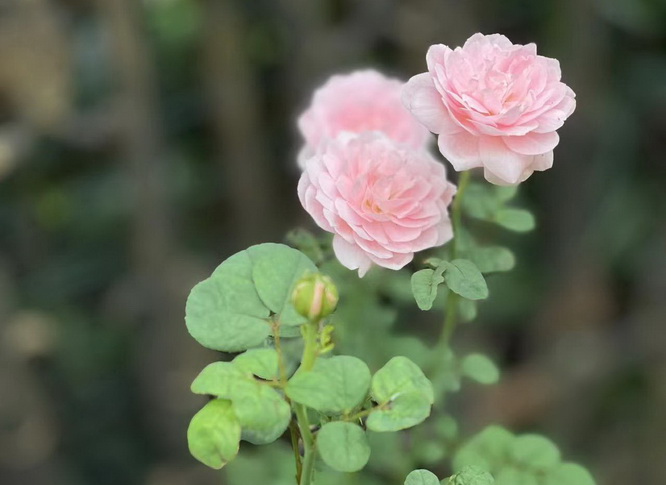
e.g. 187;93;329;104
0;0;665;484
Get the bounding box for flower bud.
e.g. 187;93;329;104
291;273;338;321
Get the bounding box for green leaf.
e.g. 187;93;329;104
449;466;495;485
461;354;500;385
510;434;560;469
285;356;371;414
191;362;290;445
233;382;291;445
404;469;440;485
186;251;271;352
443;259;489;300
494;467;537;485
494;209;535;232
453;426;514;471
191;362;252;396
367;392;432;432
187;399;240;469
317;422;370;473
185;243;317;352
371;356;434;404
233;348;279;380
411;268;445;311
459;299;478;322
247;243;317;326
544;464;596;485
465;246;515;274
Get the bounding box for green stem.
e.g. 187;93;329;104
293;321;320;485
438;170;471;350
301;322;319;372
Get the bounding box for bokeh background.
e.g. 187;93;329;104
1;0;665;484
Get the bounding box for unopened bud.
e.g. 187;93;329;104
291;273;338;321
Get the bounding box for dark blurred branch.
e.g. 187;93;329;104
201;0;277;247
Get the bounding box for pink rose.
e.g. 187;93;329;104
402;33;576;185
297;70;430;168
298;132;456;277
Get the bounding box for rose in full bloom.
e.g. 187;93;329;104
402;33;576;185
298;132;456;277
297;70;430;168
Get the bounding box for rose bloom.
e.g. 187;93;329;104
298;132;456;277
402;33;576;185
297;70;430;168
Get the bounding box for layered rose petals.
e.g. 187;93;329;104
297;70;431;168
402;33;576;185
298;133;456;277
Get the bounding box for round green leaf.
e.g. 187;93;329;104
453;426;514;471
286;355;371;414
494;209;535;232
465;246;515;274
317;422;370;473
443;259;489;300
495;467;537;485
247;243;317;326
233;383;291;445
190;362;290;445
510;434;560;470
233;348;279;380
461;354;500;385
544;463;596;485
187;399;240;469
371;356;434;405
366;391;432;432
185;244;317;352
191;362;253;397
404;469;440;485
450;466;495;485
186;251;271;352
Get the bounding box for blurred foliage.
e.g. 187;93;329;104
0;0;665;484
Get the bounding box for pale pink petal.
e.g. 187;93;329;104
437;131;482;171
332;235;372;276
503;131;559;155
479;137;532;185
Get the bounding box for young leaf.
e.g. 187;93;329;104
232;348;279;380
404;469;440;485
493;208;535;232
442;259;489;300
317;421;370;472
187;399;241;469
411;268;445;311
461;354;500;385
285;355;371;414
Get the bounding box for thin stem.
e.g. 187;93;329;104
292;321;320;485
438;170;471;350
300;322;319;372
289;421;303;481
296;402;316;485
